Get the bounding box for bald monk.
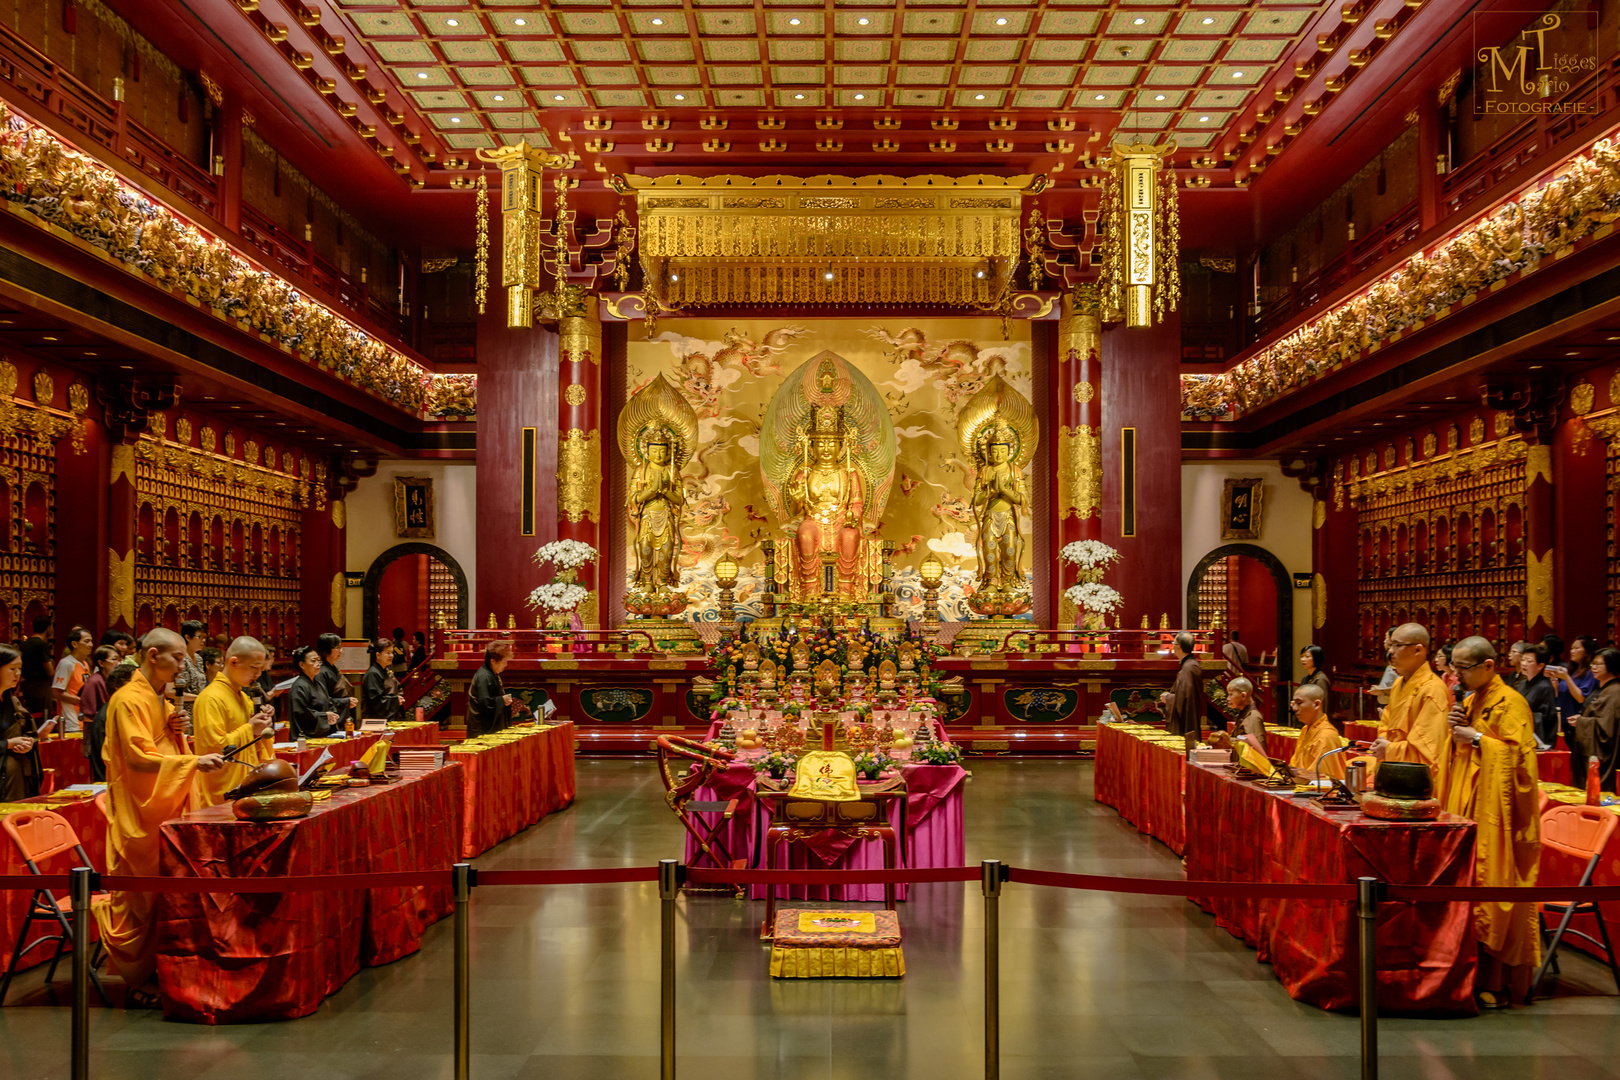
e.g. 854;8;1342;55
1370;622;1453;789
1442;636;1540;1008
94;628;224;1006
1287;684;1347;782
190;636;275;808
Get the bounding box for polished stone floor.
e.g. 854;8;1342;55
2;759;1617;1080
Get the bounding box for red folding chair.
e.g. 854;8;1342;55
0;809;110;1005
656;736;746;893
1532;803;1620;998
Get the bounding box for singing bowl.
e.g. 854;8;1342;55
1372;760;1434;801
224;759;300;801
231;790;314;821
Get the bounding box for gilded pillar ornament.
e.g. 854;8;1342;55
475;139;578;329
1098;142;1180;328
958;374;1037;617
1056;286;1102;624
556;295;604;623
107;442;138;632
618;373;698;618
1524;442;1554;638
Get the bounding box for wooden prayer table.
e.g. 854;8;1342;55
447;721;577;858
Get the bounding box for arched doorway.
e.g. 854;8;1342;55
1186;543;1293;719
362;543;470;642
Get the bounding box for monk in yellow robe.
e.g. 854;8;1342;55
190;636;274;808
1288;683;1348;781
94;628;225;1005
1371;622;1453;789
1441;635;1540;1008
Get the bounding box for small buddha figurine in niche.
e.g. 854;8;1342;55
759;657;778;691
741;642;760;672
898;640;917;672
790;638;812;673
814;659;841;701
847;638;869;672
878;657;898;692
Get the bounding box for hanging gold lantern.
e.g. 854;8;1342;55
1098;141;1181;328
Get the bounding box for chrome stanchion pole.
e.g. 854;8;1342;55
1357;876;1384;1080
453;862;473;1080
659;858;679;1080
982;859;1002;1080
70;865;91;1080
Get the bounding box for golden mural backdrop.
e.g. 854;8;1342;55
624;318;1034;622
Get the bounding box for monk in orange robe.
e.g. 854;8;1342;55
190;636;274;808
1441;636;1540;1008
94;628;225;1005
1372;622;1453;789
1288;683;1347;782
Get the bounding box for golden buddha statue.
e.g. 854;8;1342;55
957;375;1037;616
762;352;897;602
618;374;699;614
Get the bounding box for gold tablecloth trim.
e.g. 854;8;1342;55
768;945;904;978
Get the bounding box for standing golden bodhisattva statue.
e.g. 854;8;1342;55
618;373;698;615
958;374;1037;616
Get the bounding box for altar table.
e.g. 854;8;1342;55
1092;722;1189;855
681;761;966;903
1183;762;1477;1015
1262;725;1573;785
447;722;577;858
155;763;463;1024
275;720;442;775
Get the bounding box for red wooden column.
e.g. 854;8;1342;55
1525;442;1555;641
1553;416;1606;639
106;442;137;634
299;483;344;644
557;300;604;627
1312;475;1359;664
475;308;558;627
1055;285;1103;625
55;418;110;638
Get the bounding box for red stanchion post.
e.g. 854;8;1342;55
1358;876;1384;1080
660;858;679;1080
453;863;472;1080
71;865;91;1080
982;859;1002;1080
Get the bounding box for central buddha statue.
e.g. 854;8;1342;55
762;352;896;602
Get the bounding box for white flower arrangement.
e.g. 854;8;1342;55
1064;582;1124;614
1059;540;1121;570
532;540;598;571
528;582;590;612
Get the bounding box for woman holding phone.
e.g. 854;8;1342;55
1549;634;1599;749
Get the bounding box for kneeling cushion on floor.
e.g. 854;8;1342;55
769;909;904;978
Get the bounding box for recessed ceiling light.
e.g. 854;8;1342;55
1094;93;1106;101
417;72;429;79
41;335;56;342
554;94;565;101
119;364;132;370
1530;364;1544;370
450;117;460;122
1609;335;1620;341
795;93;804;99
1566;351;1579;356
1232;71;1244;78
1154;94;1165;101
84;351;95;357
674;94;685;100
854;93;865;100
446;18;458;26
859;17;871;25
789;17;800;25
975;94;985;100
1202;17;1215;24
514;18;526;27
493;94;504;102
1200;115;1210;122
651;17;663;25
1446;395;1457;400
995;17;1007;25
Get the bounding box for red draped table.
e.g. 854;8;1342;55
1093;723;1189;855
1183;762;1478;1015
155;763;464;1024
37;734;94;788
681;760;967;903
274;721;442;775
447;722;577;858
1265;725;1573;786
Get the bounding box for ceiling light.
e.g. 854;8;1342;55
119;365;132;370
1530;364;1544;370
450;117;460;122
975;270;985;278
514;18;526;27
995;17;1007;25
859;17;871;25
84;351;95;357
554;94;565;101
1232;71;1244;78
674;94;685;100
1154;94;1165;101
1202;17;1214;24
789;17;800;25
669;273;679;281
41;335;56;342
651;17;663;25
795;93;804;99
1133;17;1145;25
446;18;458;26
417;72;429;79
493;94;505;102
975;94;985;100
1609;335;1620;341
1094;93;1106;101
823;271;834;280
1566;351;1579;356
1200;115;1210;121
854;93;865;101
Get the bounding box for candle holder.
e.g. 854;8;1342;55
715;553;739;629
919;554;944;629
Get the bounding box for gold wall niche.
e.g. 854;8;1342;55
623;318;1033;625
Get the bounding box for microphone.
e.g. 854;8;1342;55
1454;683;1467;707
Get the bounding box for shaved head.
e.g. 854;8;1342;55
1453;636;1497;665
226;636;268;661
1295;683;1325;706
140;627;188;690
1392;623;1430;647
142;628;184;654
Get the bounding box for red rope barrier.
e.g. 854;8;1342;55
1009;867;1358;901
477;867;660;886
686;866;982;886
